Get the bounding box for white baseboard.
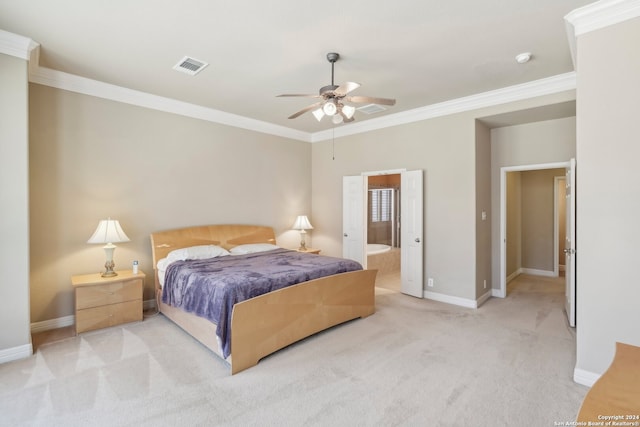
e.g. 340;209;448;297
30;299;156;333
476;290;492;307
424;290;480;309
574;367;600;387
491;288;506;298
30;315;74;333
521;268;555;277
506;269;521;283
0;343;33;364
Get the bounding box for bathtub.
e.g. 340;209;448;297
367;243;391;256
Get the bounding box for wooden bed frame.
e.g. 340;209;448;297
150;224;377;374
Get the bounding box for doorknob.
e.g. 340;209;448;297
415;237;421;243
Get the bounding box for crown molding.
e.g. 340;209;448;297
565;0;640;36
0;29;39;60
29;66;312;142
30;65;576;144
311;72;576;142
565;0;640;72
2;26;577;144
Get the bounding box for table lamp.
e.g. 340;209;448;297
87;218;130;277
292;215;313;251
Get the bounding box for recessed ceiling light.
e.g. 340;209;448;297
515;52;532;64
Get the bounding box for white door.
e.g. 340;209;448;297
564;158;577;327
343;176;366;266
401;170;424;298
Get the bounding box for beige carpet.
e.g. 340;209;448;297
0;274;588;426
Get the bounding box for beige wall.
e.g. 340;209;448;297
575;16;640;377
475;120;492;298
28;84;312;323
0;53;31;353
490;117;576;289
312;91;575;301
521;168;565;272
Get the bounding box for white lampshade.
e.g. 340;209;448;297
292;215;314;230
342;104;356;119
87;219;130;244
322;101;337;116
312;108;325;122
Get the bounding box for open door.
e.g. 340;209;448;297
400;170;424;298
343;175;366;266
564;158;576;327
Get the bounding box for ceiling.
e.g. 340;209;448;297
0;0;593;135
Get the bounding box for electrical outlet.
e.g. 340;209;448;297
428;278;434;287
483;279;487;289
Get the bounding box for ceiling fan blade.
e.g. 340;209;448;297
277;94;321;98
345;95;396;106
287;101;324;119
334;82;360;96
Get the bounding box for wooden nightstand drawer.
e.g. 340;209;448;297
72;270;145;334
76;279;142;310
76;300;142;333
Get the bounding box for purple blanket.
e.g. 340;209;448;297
161;248;363;358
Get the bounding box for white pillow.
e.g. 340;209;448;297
156;257;170;287
229;243;280;255
166;245;230;262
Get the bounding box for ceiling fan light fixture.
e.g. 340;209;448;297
342;104;356;119
332;114;344;124
322;101;337;116
312;108;325;122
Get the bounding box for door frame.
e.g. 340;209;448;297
554;175;567;277
499;161;570;298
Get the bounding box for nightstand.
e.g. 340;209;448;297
296;248;321;254
71;270;144;334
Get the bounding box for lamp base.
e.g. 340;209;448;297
298;230;308;251
101;259;117;277
101;271;118;278
298;237;307;251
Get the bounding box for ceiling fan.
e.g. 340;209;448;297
277;52;396;124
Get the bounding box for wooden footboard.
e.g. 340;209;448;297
157;268;377;374
230;269;377;374
151;224;377;374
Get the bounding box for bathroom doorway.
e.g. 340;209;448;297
343;169;423;297
367;174;401;291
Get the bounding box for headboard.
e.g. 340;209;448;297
150;224;277;266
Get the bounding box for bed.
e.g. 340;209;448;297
150;224;377;374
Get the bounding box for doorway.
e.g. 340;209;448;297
499;161;571;297
343;169;424;298
367;174;401;291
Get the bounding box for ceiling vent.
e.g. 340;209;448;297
357;104;387;115
173;56;208;76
